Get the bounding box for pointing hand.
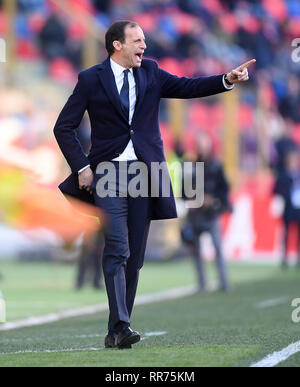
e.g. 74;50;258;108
226;59;256;84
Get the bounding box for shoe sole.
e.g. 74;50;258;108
105;341;134;350
105;344;116;349
105;342;132;349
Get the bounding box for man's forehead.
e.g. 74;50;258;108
124;25;145;40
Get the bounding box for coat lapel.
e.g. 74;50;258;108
97;57;128;123
97;57;148;126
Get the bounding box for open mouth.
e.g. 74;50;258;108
135;53;143;62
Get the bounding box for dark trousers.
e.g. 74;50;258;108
191;219;228;290
76;231;104;289
282;220;300;264
93;161;151;335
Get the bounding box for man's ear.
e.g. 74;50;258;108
113;40;122;52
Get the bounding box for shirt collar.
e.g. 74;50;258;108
110;58;133;77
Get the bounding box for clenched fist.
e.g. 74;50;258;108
78;166;94;194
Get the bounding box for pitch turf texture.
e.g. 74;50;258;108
0;259;300;367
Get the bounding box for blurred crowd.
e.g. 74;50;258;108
0;0;300;263
0;0;299;175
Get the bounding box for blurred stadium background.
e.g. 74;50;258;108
0;0;300;367
0;0;300;262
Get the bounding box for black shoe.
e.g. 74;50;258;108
117;327;140;349
104;334;117;348
105;333;132;349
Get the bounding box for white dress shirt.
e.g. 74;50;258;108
110;58;138;161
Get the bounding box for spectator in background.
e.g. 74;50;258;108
183;133;232;292
273;150;300;268
77;117;92;156
273;120;298;175
279;75;300;124
38;13;68;61
75;116;104;291
38;12;82;69
76;230;104;290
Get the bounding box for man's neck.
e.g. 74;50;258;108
110;55;132;70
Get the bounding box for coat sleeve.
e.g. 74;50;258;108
53;72;90;173
159;67;229;99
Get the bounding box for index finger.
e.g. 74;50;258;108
238;59;256;70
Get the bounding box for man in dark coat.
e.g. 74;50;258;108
184;133;232;291
54;20;255;349
273;150;300;268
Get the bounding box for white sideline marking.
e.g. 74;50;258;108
251;340;300;367
0;348;103;355
255;297;288;309
0;332;168;355
144;331;167;337
0;332;167;343
141;332;167;342
0;285;198;332
0;303;109;331
75;333;104;338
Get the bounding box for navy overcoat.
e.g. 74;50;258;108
54;57;229;220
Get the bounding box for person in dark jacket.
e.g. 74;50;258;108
184;133;232;291
76;230;104;290
38;13;67;61
273;122;297;175
273;149;300;268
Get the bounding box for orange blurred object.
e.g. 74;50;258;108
0;164;103;242
17;186;103;242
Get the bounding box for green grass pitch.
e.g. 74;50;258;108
0;258;300;367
